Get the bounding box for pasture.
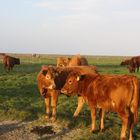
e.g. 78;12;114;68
0;54;140;140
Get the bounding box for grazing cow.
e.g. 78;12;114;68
3;55;20;71
56;57;71;67
61;72;139;140
120;59;131;66
37;65;97;121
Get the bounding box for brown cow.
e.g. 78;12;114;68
61;72;139;140
37;65;97;121
120;59;131;66
68;54;88;66
3;55;20;71
129;56;140;73
57;54;88;67
56;57;71;67
37;67;59;121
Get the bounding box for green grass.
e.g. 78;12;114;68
0;54;140;140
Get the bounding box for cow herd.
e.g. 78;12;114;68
37;55;140;140
120;56;140;73
0;54;140;139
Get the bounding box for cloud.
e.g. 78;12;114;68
32;0;100;12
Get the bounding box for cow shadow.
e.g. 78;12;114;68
0;121;22;136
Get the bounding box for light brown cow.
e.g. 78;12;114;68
56;57;71;67
68;54;88;66
61;72;139;140
37;65;97;121
56;54;88;67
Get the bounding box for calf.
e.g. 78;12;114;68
37;65;97;121
3;55;20;71
61;72;139;140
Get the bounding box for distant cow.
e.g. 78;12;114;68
56;57;71;67
120;59;131;66
61;72;139;140
37;65;97;121
129;56;140;73
68;54;88;66
57;54;88;67
3;55;20;71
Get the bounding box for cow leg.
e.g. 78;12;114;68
90;107;97;132
50;91;59;122
137;66;139;72
128;112;134;140
44;97;50;120
73;96;85;118
99;109;105;132
120;114;129;140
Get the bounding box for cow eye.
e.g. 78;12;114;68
68;80;72;85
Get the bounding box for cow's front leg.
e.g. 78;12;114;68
50;91;59;122
44;97;50;120
73;96;85;118
90;107;97;133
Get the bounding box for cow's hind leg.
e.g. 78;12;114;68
73;96;85;118
44;97;50;120
128;112;134;140
120;113;129;140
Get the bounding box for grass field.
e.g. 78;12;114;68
0;54;140;140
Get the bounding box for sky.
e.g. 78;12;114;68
0;0;140;56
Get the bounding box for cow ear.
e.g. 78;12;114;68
42;70;48;76
76;74;86;81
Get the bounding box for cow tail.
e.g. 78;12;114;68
130;77;139;123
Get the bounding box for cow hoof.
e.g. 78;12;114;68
72;116;77;120
91;129;98;134
50;117;56;122
120;138;126;140
100;128;105;133
45;115;50;121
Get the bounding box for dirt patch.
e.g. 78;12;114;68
0;120;83;140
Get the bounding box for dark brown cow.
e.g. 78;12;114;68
61;72;139;140
120;59;131;66
3;55;20;71
37;65;97;121
129;56;140;73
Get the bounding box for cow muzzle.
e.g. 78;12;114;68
61;89;68;94
48;84;56;90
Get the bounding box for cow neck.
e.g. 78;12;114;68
77;74;99;97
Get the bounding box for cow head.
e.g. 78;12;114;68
120;61;125;66
41;66;57;90
61;71;85;96
15;58;20;65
